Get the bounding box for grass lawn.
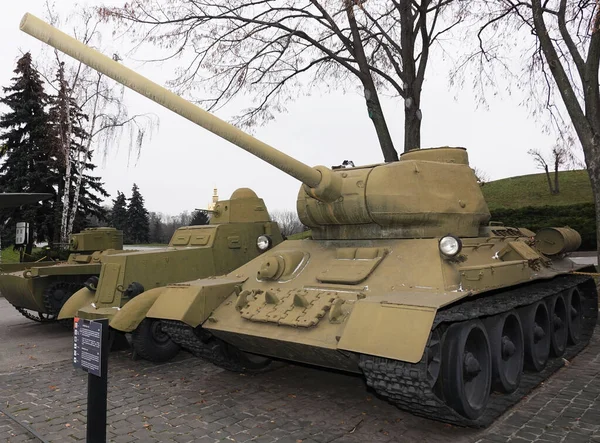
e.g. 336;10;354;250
1;246;45;263
482;170;592;211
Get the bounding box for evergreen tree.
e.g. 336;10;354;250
190;209;210;226
0;53;56;250
152;217;164;243
111;191;128;234
126;184;150;243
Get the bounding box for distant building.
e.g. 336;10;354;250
208;188;218;211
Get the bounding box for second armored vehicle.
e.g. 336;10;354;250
58;188;283;361
0;227;124;322
24;14;598;427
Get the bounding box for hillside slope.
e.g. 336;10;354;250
482;170;592;210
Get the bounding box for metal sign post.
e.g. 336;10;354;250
73;317;109;443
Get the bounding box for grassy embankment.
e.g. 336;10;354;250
482;170;592;210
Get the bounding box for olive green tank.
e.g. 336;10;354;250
21;14;598;426
58;188;283;361
0;227;124;322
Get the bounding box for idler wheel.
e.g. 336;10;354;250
132;318;180;363
484;311;524;393
566;288;583;345
518;301;551;372
547;294;568;357
441;320;492;419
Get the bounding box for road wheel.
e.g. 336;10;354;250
548;294;568;357
484;310;524;393
441;320;492;419
566;288;583;345
132;318;180;363
519;301;551;372
218;341;274;372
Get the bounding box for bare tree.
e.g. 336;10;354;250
43;4;158;246
461;1;600;257
98;0;467;159
271;210;307;237
528;145;572;194
472;166;489;186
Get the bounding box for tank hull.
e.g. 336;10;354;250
0;264;102;312
126;233;595;425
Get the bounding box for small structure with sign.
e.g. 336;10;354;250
73;317;109;443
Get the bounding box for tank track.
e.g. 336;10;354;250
42;281;84;328
161;320;250;372
42;281;84;317
360;274;598;427
14;306;56;322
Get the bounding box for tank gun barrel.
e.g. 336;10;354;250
19;13;331;194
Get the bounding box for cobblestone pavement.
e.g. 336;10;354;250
1;328;599;443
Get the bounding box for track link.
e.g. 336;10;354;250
161;320;251;372
14;306;56;322
360;274;598;427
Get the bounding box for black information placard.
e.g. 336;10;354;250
73;317;103;377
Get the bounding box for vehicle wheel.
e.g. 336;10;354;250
220;341;274;372
566;288;583;345
484;310;524;393
519;301;551;372
441;320;492;419
548;294;568;357
132;318;180;363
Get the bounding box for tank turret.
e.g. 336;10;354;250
20;14;489;240
69;227;123;252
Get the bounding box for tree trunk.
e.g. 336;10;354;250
585;137;600;271
554;164;560;194
60;153;72;246
544;165;553;194
362;81;399;162
67;141;87;236
344;0;398;163
404;103;421;151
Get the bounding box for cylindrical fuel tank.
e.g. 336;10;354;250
535;227;582;256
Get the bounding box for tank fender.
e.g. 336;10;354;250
337;298;437;364
109;287;166;332
58;287;95;320
146;277;246;328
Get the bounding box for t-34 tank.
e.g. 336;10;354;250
21;14;598;426
0;227;124;322
58;188;283;361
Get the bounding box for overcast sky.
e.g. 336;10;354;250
2;0;565;216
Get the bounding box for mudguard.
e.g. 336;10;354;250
337;295;447;364
58;287;95;319
109;287;166;332
145;278;246;328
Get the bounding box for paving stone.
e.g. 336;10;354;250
2;329;600;443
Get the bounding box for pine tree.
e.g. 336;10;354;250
0;53;57;250
190;209;210;226
152;217;164;243
126;184;150;243
111;191;128;234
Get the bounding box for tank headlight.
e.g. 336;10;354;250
257;235;272;251
439;235;462;258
